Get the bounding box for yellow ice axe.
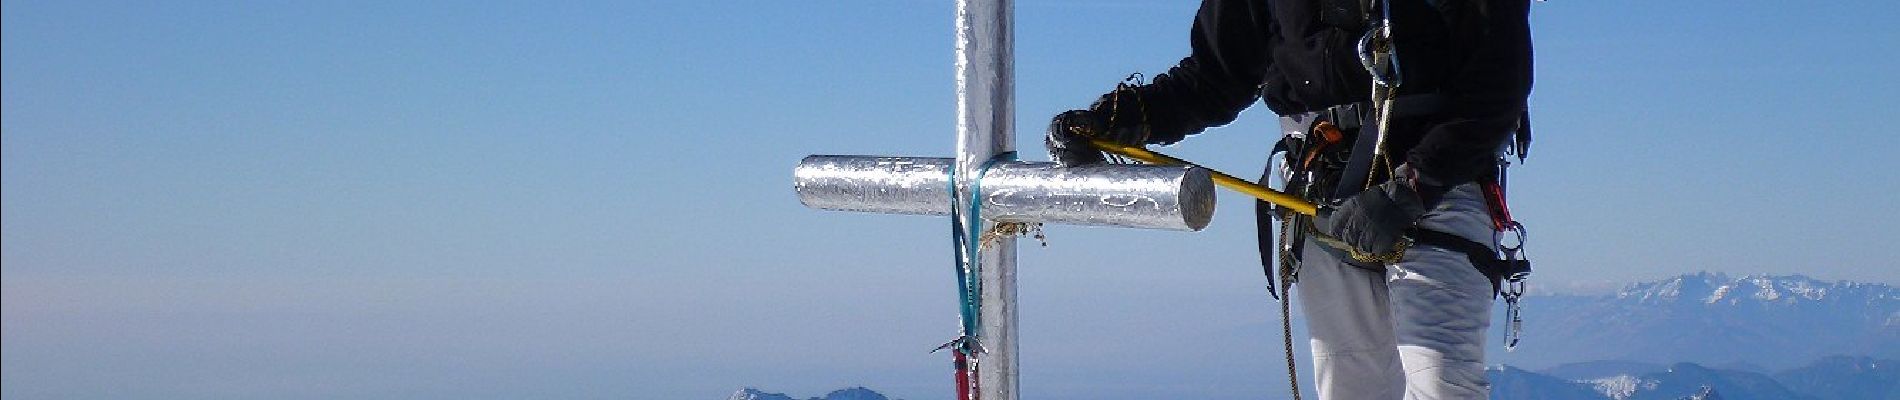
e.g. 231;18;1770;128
1089;139;1414;264
1088;138;1319;217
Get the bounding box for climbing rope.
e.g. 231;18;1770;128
1279;286;1303;400
1275;204;1306;400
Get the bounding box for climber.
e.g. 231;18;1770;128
1045;0;1534;398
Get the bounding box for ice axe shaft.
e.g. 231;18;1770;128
1088;138;1319;216
1089;139;1414;264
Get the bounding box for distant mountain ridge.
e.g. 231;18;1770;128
740;360;1900;400
1617;272;1897;312
741;274;1899;400
729;387;891;400
1491;356;1900;400
1504;272;1899;370
1773;356;1900;400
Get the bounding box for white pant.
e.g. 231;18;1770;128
1297;183;1496;400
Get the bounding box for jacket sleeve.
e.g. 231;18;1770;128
1402;0;1534;185
1098;0;1276;145
1404;113;1517;188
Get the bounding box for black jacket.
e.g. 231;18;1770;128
1105;0;1532;184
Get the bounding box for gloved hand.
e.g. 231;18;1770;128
1044;109;1151;167
1314;174;1431;258
1045;110;1109;167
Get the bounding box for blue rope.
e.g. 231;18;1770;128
946;170;976;352
946;152;1015;355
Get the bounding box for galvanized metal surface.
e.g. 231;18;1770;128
794;156;1216;231
956;1;1017;397
793;156;955;217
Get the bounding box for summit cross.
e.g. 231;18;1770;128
790;1;1218;399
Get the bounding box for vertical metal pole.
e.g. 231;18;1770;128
954;0;1015;399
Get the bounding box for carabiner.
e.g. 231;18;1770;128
1356;24;1401;88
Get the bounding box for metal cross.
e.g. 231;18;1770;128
790;1;1216;399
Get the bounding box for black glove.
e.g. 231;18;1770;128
1045;110;1108;166
1314;176;1431;257
1044;109;1151;167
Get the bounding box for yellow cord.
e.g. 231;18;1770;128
1086;138;1411;264
1086;139;1319;216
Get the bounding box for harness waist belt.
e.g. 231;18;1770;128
1409;228;1530;297
1319;93;1528;131
1323;93;1529;199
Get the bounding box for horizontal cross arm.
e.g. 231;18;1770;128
794;155;1216;231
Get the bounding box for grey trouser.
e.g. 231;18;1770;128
1297;183;1496;400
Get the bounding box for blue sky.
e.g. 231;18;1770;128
4;1;1896;399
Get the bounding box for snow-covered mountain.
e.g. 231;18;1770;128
1502;273;1899;370
1616;272;1897;312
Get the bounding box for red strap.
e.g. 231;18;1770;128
1480;180;1514;231
954;352;978;400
